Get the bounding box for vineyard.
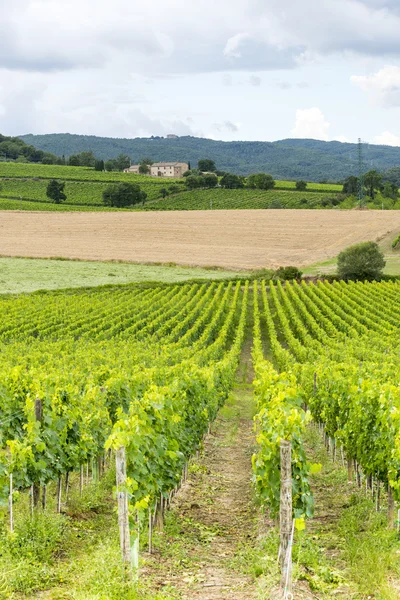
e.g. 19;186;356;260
0;162;346;213
252;277;400;508
145;188;334;211
0;176;176;205
0;162;177;185
1;277;400;597
0;162;342;191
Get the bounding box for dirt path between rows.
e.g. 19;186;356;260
143;337;261;599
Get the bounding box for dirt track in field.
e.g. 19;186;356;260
1;209;400;270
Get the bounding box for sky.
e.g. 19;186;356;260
1;0;400;145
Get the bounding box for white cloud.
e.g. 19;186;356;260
291;108;331;141
351;65;400;106
3;1;400;138
212;121;240;133
2;0;400;76
375;131;400;146
223;33;251;58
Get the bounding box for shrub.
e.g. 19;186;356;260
392;233;400;250
274;266;303;280
337;241;386;281
247;173;275;190
160;187;169;198
46;180;66;204
220;174;244;189
202;173;218;188
295;180;307;191
103;182;146;207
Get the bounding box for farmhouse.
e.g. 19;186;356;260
124;162;188;178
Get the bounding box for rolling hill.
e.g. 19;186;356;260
20;133;400;181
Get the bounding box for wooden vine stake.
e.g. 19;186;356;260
80;465;84;497
388;482;395;529
148;508;153;554
116;447;137;579
279;439;292;593
9;473;13;533
56;476;62;514
32;399;43;508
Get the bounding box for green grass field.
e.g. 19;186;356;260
303;232;400;277
0;258;245;294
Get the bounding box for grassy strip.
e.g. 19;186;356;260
304;232;400;277
0;257;248;294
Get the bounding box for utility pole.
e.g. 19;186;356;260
358;138;365;209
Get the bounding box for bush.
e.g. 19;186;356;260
220;174;244;189
202;173;218;188
159;187;169;198
337;241;386;281
295;180;307;191
103;182;146;207
247;173;275;190
46;180;66;204
274;266;303;280
392;233;400;250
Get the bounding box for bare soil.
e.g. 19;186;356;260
143;386;260;600
1;209;400;269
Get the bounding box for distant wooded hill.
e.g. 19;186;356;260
20;133;400;181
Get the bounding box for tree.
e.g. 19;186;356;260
114;154;131;171
46;180;66;204
185;175;204;190
95;159;105;172
342;175;358;196
76;151;96;167
68;155;80;166
138;158;154;174
198;159;216;172
275;266;302;280
203;173;218;188
104;160;115;172
247;173;275;190
337;241;386;281
41;152;57;165
364;170;383;199
383;167;400;189
169;184;181;194
103;183;146;207
295;180;307;191
160;187;169;198
382;181;398;199
220;174;244;189
184;168;200;177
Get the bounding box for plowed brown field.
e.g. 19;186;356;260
1;209;400;269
